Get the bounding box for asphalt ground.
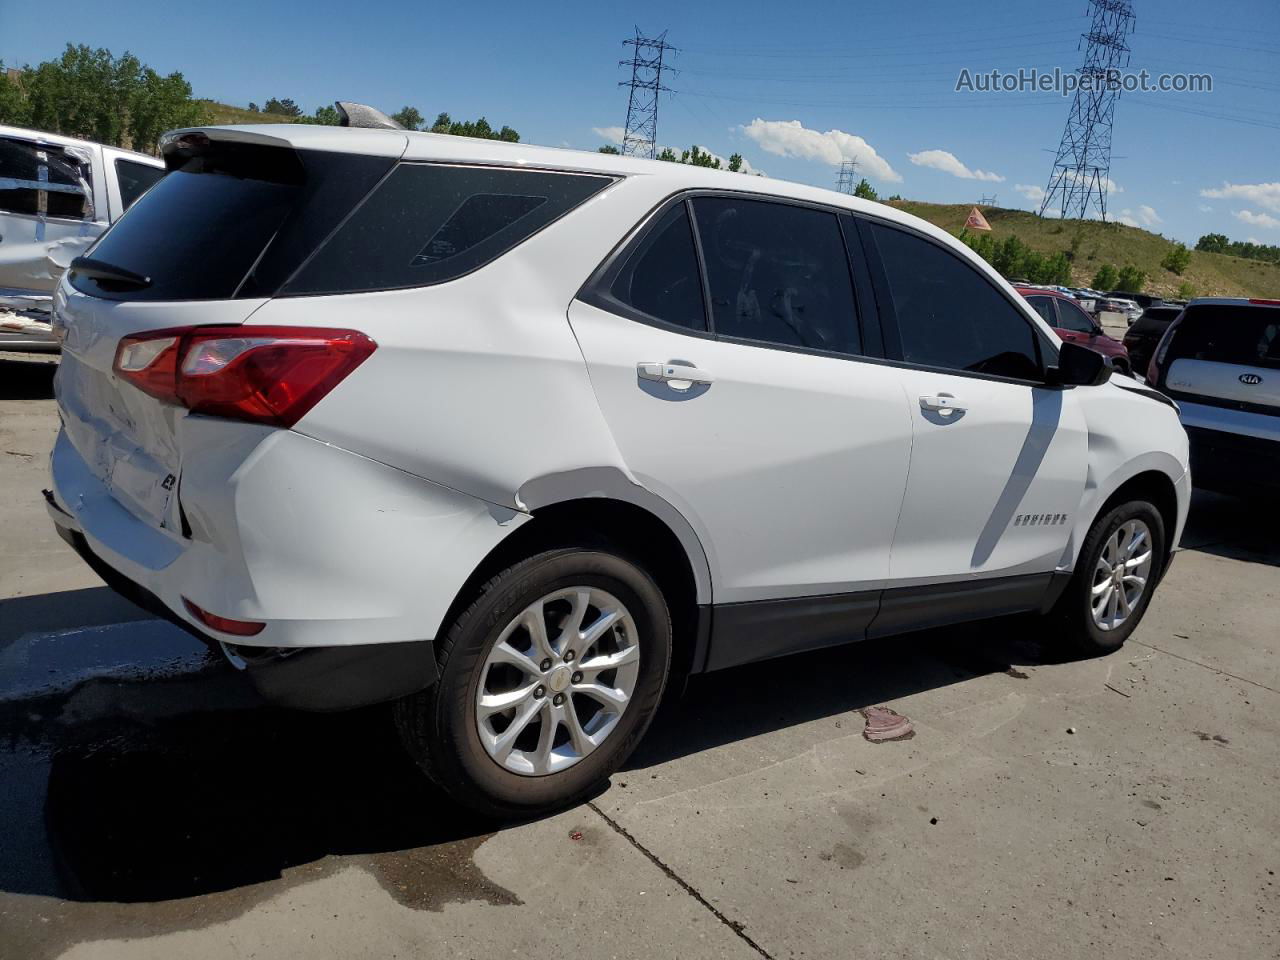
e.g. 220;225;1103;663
1;353;1276;960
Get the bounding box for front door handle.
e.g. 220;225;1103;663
638;361;714;390
919;394;966;414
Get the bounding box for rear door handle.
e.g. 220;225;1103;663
919;394;966;413
638;362;714;390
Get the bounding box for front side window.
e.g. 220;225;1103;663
1055;298;1096;335
871;223;1042;380
115;159;165;211
606;201;706;331
285;164;612;296
692;197;861;356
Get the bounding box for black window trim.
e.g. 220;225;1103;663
278;160;620;299
578;187;886;364
852;213;1062;389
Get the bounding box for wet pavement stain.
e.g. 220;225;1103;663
0;661;519;960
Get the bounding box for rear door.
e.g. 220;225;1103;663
55;134;401;530
570;194;913;605
857;219;1088;592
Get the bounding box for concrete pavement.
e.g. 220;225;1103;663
1;355;1276;960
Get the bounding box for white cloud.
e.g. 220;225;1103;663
1198;203;1214;213
1112;206;1161;229
1234;209;1280;230
907;149;1004;182
592;125;625;145
1201;182;1280;213
1014;183;1045;205
740;118;902;183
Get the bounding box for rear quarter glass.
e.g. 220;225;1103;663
69;143;393;302
281;164;614;296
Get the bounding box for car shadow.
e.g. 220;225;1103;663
630;614;1064;770
1180;488;1280;567
0;357;57;400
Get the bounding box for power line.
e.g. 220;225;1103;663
1039;0;1136;222
619;29;675;160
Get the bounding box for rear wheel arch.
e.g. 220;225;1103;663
440;494;709;685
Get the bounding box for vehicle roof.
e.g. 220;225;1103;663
1014;286;1073;300
180;122;953;240
1185;297;1280;309
0;123;162;164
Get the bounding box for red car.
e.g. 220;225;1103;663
1015;287;1132;375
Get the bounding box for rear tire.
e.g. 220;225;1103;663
1047;499;1165;656
395;547;671;819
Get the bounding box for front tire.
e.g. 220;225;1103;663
395;547;671;818
1048;499;1166;655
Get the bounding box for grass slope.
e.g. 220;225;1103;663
198;100;298;126
887;201;1280;300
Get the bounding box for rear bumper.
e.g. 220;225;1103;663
50;518;436;710
47;421;529;708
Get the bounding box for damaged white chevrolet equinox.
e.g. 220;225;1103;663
47;106;1190;816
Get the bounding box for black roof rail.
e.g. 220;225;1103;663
334;102;404;130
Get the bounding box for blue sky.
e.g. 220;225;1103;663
3;0;1277;245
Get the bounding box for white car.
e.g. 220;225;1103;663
46;109;1191;816
1;124;165;349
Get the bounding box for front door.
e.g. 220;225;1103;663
858;220;1089;586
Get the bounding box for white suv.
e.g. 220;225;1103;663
46;115;1190;816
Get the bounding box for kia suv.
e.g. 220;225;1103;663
46;112;1191;816
1146;297;1279;499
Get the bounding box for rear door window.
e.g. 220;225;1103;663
115;159;165;211
691;196;861;356
0;136;94;220
869;222;1043;381
1026;295;1057;327
284;165;613;296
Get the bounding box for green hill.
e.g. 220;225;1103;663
198;100;299;126
887;201;1280;300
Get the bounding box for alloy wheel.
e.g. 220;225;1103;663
1090;518;1153;631
475;586;640;776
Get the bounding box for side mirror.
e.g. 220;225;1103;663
1049;340;1112;387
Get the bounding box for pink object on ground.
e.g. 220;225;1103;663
860;706;915;743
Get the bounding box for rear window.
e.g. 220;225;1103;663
1167;305;1280;369
0;136;94;220
115;159;165;211
282;164;613;296
71;142;394;301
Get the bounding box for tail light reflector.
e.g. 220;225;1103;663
183;597;266;636
113;326;375;427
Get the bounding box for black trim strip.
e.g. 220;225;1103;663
702;573;1055;673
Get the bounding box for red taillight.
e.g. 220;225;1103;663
1146;313;1185;385
1248;298;1280;306
113;326;375;427
183;597;265;636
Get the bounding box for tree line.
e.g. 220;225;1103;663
1195;233;1280;266
0;44;523;153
